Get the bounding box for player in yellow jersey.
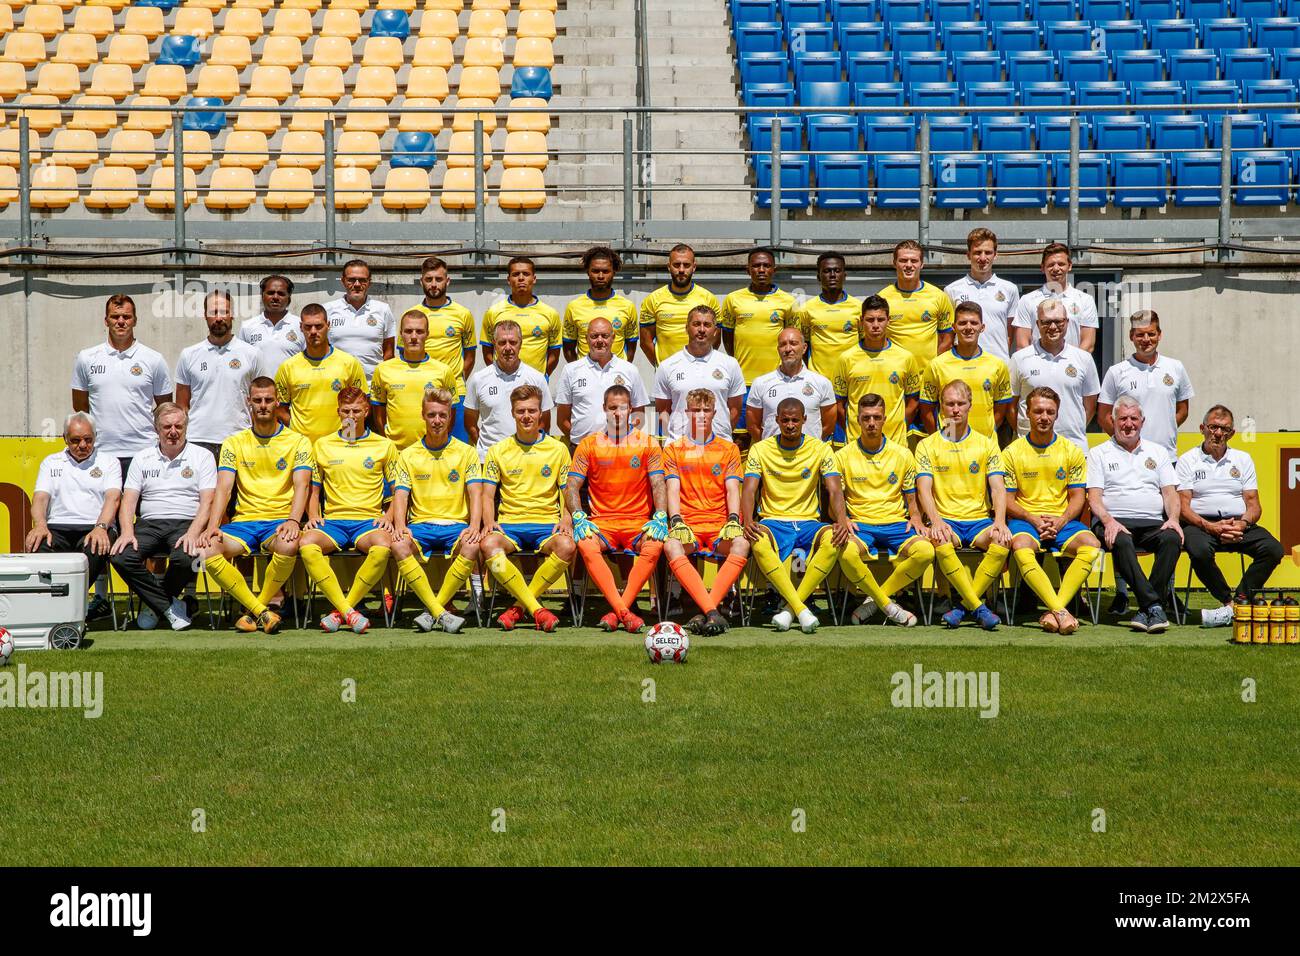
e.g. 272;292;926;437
297;387;401;634
274;303;368;443
480;256;562;376
833;294;923;447
878;239;955;363
388;387;484;634
720;246;798;392
1002;386;1101;634
796;251;861;442
918;301;1013;438
479;384;574;633
370;309;459;449
915;380;1010;630
411;256;477;443
639;243;720;365
563;246;639;362
741;398;853;633
199;378;313;634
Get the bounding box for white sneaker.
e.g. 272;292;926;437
414;611;437;632
850;598;879;625
884;602;918;627
135;606;158;630
1201;604;1234;628
438;611;466;634
771;609;793;632
797;608;819;633
163;599;191;631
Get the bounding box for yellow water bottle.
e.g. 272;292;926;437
1233;593;1253;644
1253;595;1271;644
1285;595;1299;645
1270;597;1287;644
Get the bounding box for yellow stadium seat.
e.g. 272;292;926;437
0;6;13;34
33;62;79;99
0;127;41;166
145;165;198;209
333;164;371;210
301;65;344;100
505;96;550;133
219;129;268;169
512;37;554;69
424;0;464;10
418;8;458;40
122;7;165;40
516;9;556;39
185;0;230;11
19;94;62;133
278;129;324;169
398;98;444;134
325;0;366;10
0;166;18;207
104;34;150;69
173;8;215;38
519;0;558;10
283;0;322;9
0;62;27;98
234;96;280;133
265;166;314;210
205;166;256;210
342;98;389;133
247;65;293;100
164;129;214;169
361;37;404;69
106;129;157;169
221;7;264;39
498;166;546;210
260;35;304;69
463;37;504;69
503;130;547;169
447;129;491;168
439;166;476;209
471;0;510;10
195;64;239;100
209;35;252;69
382;167;431;210
51;128;98;169
270;7;312;40
405;66;449;100
124;96;171;133
451;97;496;133
288;96;331;131
22;5;65;41
89;61;136;98
457;66;501;100
466;9;506;39
320;8;361;40
411;36;453;69
378;0;416;9
30;163;79;210
336;129;381;169
71;6;113;38
67;95;118;134
52;33;99;69
232;0;274;9
354;66;397;100
85;165;139;210
87;0;132;9
142;64;189;100
50;0;82;14
2;33;48;68
310;36;353;68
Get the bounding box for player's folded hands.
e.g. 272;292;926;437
642;510;669;541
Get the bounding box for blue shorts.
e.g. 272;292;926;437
1008;518;1091;553
760;518;828;563
854;521;920;557
945;517;994;548
450;396;470;443
408;521;469;558
500;522;557;552
831;420;846;443
735;387;750;433
316;518;385;550
220;520;283;554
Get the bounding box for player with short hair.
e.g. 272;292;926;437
652;305;745;441
1013;242;1098;353
565;384;667;633
563;246;638;363
918;301;1013;439
479;385;574;632
877;239;955;363
480;256;562;376
238;274;303;377
796;252;862;442
274;303;368;443
746;326;837;443
411;256;478;443
298;386;402;634
1009;299;1100;451
833;294;923;447
554;317;650;446
639;244;720;366
1098;310;1193;457
719;247;798;441
176;288;262;462
1002;386;1102;634
915;380;1010;630
661;389;750;636
369;309;459;449
463;319;554;459
944;228;1019;366
324;258;396;378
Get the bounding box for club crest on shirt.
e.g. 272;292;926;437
531;326;543;338
1144;458;1156;470
969;460;980;474
887;471;898;484
921;311;932;321
982;378;992;392
711;463;722;476
889;371;900;385
712;369;725;380
1055;466;1066;480
276;457;288;471
1065;365;1078;378
541;464;552;477
445;326;457;338
331;379;343;391
1070;303;1080;314
801;467;811;479
612;318;623;330
1163;373;1174;386
614;375;626;386
802;384;815;396
363;457;375;470
630;455;641;469
90;467;102;478
130;364;143;376
229;358;242;369
995;291;1006;302
842;321;854;332
448;468;460;483
367;317;378;327
1230;465;1241;479
182;466;194;479
287;330;299;342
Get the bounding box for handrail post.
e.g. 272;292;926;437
473;118;486;263
1068;115;1080;254
918;113;930;248
18;113;31;263
1218;114;1232;263
324;116;337;265
622;116;634;253
172;111;186;265
769;117;781;251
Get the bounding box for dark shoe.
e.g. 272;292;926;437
86;595;113;621
1145;605;1170;633
1109;591;1130;618
1127;610;1151;632
685;613;708;635
704;609;729;635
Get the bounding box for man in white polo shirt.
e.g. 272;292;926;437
1009;299;1100;451
1086;395;1183;633
109;403;217;631
944;227;1019;366
1177;404;1283;627
324;258;396;378
1098;310;1193;457
1013;242;1098;353
70;293;174;480
554;317;648;446
26;412;121;600
175;289;262;462
237;275;303;378
463;319;553;460
746;326;835;443
653;306;745;442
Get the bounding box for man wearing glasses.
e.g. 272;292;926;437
1009;300;1100;452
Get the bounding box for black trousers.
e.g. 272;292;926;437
1182;521;1284;604
109;518;197;619
1091;517;1182;611
37;524;118;585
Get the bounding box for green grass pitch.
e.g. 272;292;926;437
3;603;1299;866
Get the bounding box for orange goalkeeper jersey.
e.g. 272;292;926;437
570;429;663;525
662;435;743;530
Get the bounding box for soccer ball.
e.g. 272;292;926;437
644;622;689;664
0;627;12;666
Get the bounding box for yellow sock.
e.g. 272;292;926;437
795;537;841;603
255;552;297;606
345;546;391;608
751;534;807;616
838;545;892;608
397;555;445;617
300;544;353;615
529;553;570;598
880;539;935;596
935;543;983;611
1013;548;1065;612
205;554;266;615
1059;546;1100;606
486;552;541;614
435;554;476;608
971;543;1010;601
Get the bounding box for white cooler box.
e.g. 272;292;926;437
0;552;88;650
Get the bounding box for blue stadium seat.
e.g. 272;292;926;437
740;52;790;86
1062;51;1112;83
743;82;797;108
794;51;844;84
754;155;813;207
1172;150;1223;204
1052;152;1109;205
1036;113;1094;149
1096;115;1150;149
181;97;226;134
1095;20;1147;50
1234;150;1291;203
370;9;411;40
853;82;907;107
808;115;859;153
942;22;991;52
1255;18;1300;50
1032;0;1077;20
871;155;921;207
1244;78;1298;111
863;115;917;151
935;0;980;21
800;80;852;114
981;0;1030;21
748;115;803;153
964;81;1018;111
511;67;554;100
733;0;782;21
892;22;939;52
1076;80;1129;105
994;152;1051;205
839;23;887;53
1187;78;1241;126
980;116;1034;150
1237;0;1279;17
1008;51;1058;83
1130;79;1186;110
1208;112;1266;147
832;0;879;18
1167;49;1219;81
953;51;1005;83
928;116;976;149
788;24;836;53
1148;21;1199;51
783;0;829;24
1153;114;1208;149
846;51;897;84
1019;80;1074;105
910;82;962;107
1182;0;1229;16
1111;151;1169;206
932;153;989;207
136;0;180;8
1200;19;1251;50
1081;0;1127;18
158;35;202;68
992;21;1043;51
881;0;926;17
1131;0;1175;17
901;52;950;84
1044;21;1094;51
814;154;872;207
1113;50;1165;82
1268;112;1300;152
735;24;785;54
1275;48;1300;82
392;131;437;169
1222;48;1275;81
